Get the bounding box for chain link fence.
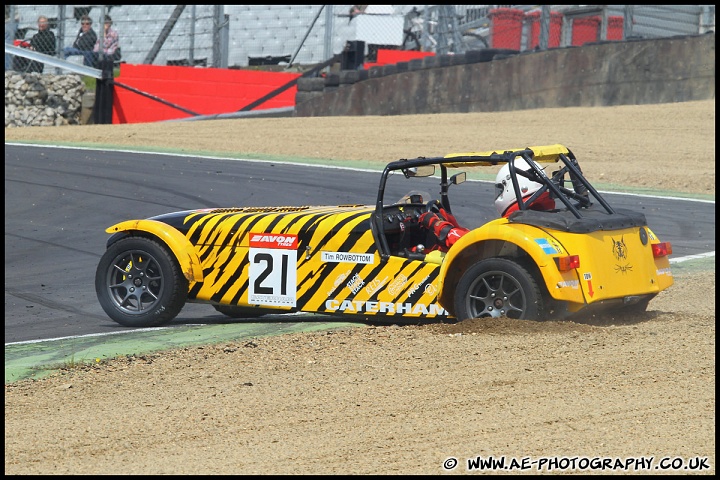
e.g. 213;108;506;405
5;5;715;74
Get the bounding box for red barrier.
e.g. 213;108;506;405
571;16;601;46
488;8;524;50
112;64;301;124
376;49;434;64
526;11;563;49
363;49;434;69
607;15;624;41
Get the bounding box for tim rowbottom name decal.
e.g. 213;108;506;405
321;251;375;264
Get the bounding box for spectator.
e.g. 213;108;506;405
92;14;120;69
27;15;56;73
63;15;97;66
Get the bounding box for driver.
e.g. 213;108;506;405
418;158;557;252
494;158;556;217
418;202;469;252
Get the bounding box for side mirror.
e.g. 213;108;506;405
403;165;435;178
450;172;466;185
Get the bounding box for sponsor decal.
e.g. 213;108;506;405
327;269;351;297
248;292;295;306
321;251;375;264
365;276;388;296
250;233;298;249
325;299;448;316
548;237;564;254
407;274;430;297
556;280;580;289
387;274;408;296
583;272;594;297
249;235;298;306
656;267;673;276
535;238;559;254
424;283;437;296
346;272;365;294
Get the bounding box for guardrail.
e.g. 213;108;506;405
5;43;103;78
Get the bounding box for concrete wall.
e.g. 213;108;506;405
295;33;715;117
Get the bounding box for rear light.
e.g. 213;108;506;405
554;255;580;271
652;242;672;258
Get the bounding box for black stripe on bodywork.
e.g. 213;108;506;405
296;214;374;304
223;210;348;306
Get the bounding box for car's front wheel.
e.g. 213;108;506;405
454;258;543;320
95;237;188;327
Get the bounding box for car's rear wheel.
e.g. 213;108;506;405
95;237;188;327
454;258;543;320
213;305;266;318
620;295;654;315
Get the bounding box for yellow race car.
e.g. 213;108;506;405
95;144;673;327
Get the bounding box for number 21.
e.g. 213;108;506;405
253;252;289;295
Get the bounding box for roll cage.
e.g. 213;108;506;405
372;144;617;260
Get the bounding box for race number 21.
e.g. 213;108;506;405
248;233;298;306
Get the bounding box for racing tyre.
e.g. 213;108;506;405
213;305;266;319
454;258;543;320
95;237;188;327
620;295;655;315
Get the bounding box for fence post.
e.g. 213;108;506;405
56;5;66;59
539;5;551;50
93;60;115;124
212;6;223;68
623;5;634;39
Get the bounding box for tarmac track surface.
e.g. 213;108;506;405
4;145;715;347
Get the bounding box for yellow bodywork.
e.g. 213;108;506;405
444;144;570;166
108;206;450;319
102;142;674;321
106;219;204;283
438;217;673;314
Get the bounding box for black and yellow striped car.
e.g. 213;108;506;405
95;144;673;327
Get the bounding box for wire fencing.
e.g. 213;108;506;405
5;5;715;74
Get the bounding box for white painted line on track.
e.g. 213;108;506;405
670;251;715;263
6;143;716;203
5;327;170;346
5;144;714;348
4;313;320;347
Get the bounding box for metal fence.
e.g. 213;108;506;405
5;5;716;74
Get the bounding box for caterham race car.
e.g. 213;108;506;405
95;144;674;327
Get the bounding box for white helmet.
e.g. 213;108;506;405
494;158;545;216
